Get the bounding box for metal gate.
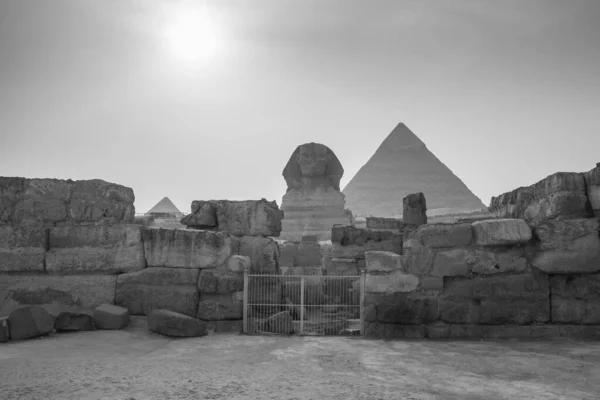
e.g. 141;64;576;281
242;271;365;336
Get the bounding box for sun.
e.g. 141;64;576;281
163;6;222;65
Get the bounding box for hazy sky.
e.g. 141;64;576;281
1;0;599;214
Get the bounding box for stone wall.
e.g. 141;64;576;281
0;179;283;335
361;217;600;339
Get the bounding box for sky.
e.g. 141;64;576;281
1;0;599;214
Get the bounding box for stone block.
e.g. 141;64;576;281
54;310;95;331
479;325;532;339
197;292;243;320
115;267;199;317
472;219;532;246
366;217;404;231
469;248;527;275
227;255;251;273
8;305;54;340
366;270;419;293
10;179;71;226
364;322;426;338
142;228;235;269
431;249;471;278
237;236;280;273
420;276;444;291
425;322;449;339
531;218;600;274
439;271;550;325
281;278;325;306
45;225;145;274
550;274;600;324
0;316;9;342
264;311;293;334
447;324;482;339
489;172;591;221
403;192;427;225
68;179;135;224
408;223;473;248
0;275;117;317
147;309;207;337
365;251;404;273
182;199;283;237
0;226;47;273
373;293;439;324
93;304;129;330
198;269;243;294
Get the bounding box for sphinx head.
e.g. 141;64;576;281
283;142;344;192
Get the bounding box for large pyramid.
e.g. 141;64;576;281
342;123;486;218
146;197;183;216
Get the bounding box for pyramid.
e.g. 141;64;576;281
342;123;486;218
146;197;183;216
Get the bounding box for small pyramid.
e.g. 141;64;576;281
146;197;182;215
342;123;486;218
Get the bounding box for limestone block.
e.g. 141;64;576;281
372;293;439;324
584;165;600;215
366;217;404;231
115;267;199;317
182;199;283;237
472;219;532;246
11;179;71;226
93;304;129;330
403;192;427;225
439;271;549;325
0;275;117;317
550;274;600;324
142;228;235;269
196;293;243;320
147;309;207;337
68;179;135;224
0;226;46;273
431;249;471;278
8;305;54;340
198;269;243;294
0;316;9;342
237;236;279;273
45;225;145;274
420;276;444;291
366;270;419;293
365;251;403;273
489;172;591;221
227;255;251;273
54;310;95;331
407;223;472;248
531;218;600;274
469;248;527;275
264;311;293;334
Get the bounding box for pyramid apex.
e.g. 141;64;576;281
379;122;426;151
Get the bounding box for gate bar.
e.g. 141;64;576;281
299;276;305;335
243;266;249;334
360;269;366;336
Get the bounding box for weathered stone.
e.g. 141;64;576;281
198;269;243;294
403;192;427;225
197;292;243;320
366;270;419;293
425;322;450;339
147;309;207;337
93;304;129;330
469;248;527;275
366;217;404;231
420;276;444;291
551;274;600;324
115;267;199;317
226;255;251;273
0;226;46;273
280;143;352;241
265;311;293;334
373;293;439;324
407;223;473;248
439;271;549;325
0;275;116;317
142;228;235;269
531;218;600;274
471;219;532;246
0;316;9;342
431;249;471;278
237;236;279;273
182;199;283;237
8;305;54;340
365;251;404;273
45;225;145;274
54;310;95;331
326;260;358;275
364;322;426;338
69;179;135;224
11;179;71;226
489;172;591;221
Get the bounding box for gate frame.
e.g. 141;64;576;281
242;269;366;336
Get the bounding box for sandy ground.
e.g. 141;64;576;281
1;324;600;400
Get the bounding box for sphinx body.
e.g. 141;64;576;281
280;143;353;241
